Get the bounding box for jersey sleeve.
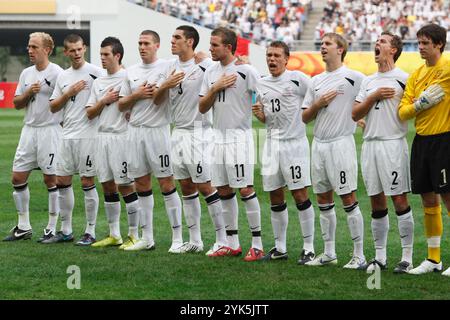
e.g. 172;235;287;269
398;72;418;121
297;71;311;98
119;77;132;97
247;66;260;92
86;81;99;107
49;73;63;101
355;77;368;103
199;69;210;97
14;71;26;97
301;80;315;109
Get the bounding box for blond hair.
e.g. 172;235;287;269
29;32;55;55
322;32;348;62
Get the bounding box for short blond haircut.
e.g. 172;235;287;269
29;32;55;55
322;32;348;62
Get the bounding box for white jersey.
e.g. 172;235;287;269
120;59;170;128
87;69;128;135
302;66;365;142
355;67;409;141
199;59;260;143
50;62;104;139
162;57;213;130
256;70;310;140
15;62;63;127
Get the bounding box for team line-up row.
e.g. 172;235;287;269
4;23;450;276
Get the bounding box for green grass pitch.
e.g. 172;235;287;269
1;108;449;300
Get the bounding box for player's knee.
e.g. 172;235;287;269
391;194;409;212
159;177;176;194
102;181;118;194
11;174;26;186
43;175;56;188
291;188;309;203
239;186;255;198
197;182;214;197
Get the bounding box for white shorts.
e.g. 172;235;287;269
211;134;255;189
311;135;358;195
262;137;311;192
127;125;172;179
96;134;133;185
171;128;213;183
361;138;411;196
56;138;96;177
13;124;61;175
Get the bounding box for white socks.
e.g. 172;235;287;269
59;185;74;235
371;209;389;264
271;202;288;253
163;188;183;245
242;193;263;251
13;183;31;230
83;185;98;238
47;186;59;233
297;199;315;253
319;203;337;258
124;192;140;239
344;202;364;259
221;193;240;250
396;207;414;264
205;192;227;246
182;192;202;245
138;190;154;243
104;193;121;239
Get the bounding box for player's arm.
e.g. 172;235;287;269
118;81;155;112
352;87;395;121
199;73;237;114
302;90;338;123
13;81;40;110
49;80;87;113
154;70;185;106
86;88;119;120
252;101;265;123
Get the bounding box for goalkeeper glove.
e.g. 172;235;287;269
414;84;445;112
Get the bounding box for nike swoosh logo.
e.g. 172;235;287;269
439;184;448;188
351;236;360;241
293;180;300;184
400;235;408;239
263;91;269;96
390;187;398;190
14;230;30;237
315;88;320;91
339;186;345;189
195;175;202;178
236;178;243;182
63;84;69;88
99;89;104;92
250;226;259;230
46;166;51;170
133;79;139;82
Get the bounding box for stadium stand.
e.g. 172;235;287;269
128;0;313;48
315;0;450;51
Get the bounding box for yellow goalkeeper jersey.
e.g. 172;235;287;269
398;55;450;135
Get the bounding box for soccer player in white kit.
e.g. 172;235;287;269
118;30;184;252
154;25;228;255
199;27;264;261
352;32;414;273
252;41;316;263
302;33;366;269
85;37;141;250
4;32;63;242
46;34;104;245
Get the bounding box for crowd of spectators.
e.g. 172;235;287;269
315;0;450;51
130;0;312;48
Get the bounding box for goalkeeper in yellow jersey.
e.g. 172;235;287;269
398;23;450;276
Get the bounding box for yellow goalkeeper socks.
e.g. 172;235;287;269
424;205;443;263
